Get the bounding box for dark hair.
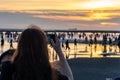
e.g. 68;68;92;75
12;25;56;80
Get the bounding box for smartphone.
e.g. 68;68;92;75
46;34;56;44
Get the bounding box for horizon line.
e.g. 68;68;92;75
0;28;120;33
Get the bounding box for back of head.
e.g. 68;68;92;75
12;25;54;80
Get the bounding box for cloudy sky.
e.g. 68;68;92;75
0;0;120;30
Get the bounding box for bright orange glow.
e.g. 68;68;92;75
81;1;118;9
0;0;120;10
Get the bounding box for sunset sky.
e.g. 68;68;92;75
0;0;120;30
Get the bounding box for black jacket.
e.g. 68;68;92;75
0;61;68;80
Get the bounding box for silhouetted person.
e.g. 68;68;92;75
85;36;88;43
89;38;93;46
117;35;120;52
61;38;65;48
103;34;107;45
65;40;70;50
118;41;120;52
94;36;97;44
1;37;4;52
109;37;112;45
10;38;13;49
79;34;81;39
74;38;77;50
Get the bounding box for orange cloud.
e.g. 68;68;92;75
31;10;120;21
7;10;119;22
100;22;120;26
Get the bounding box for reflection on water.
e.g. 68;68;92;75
0;40;120;61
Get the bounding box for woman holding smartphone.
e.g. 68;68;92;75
0;25;73;80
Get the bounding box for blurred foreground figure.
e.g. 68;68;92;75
0;25;73;80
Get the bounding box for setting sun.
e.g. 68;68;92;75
78;0;119;9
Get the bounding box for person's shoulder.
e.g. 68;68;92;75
1;61;13;69
55;70;68;80
57;73;68;80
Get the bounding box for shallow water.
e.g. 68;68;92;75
48;43;120;61
1;40;120;62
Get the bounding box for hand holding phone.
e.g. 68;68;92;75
47;34;56;44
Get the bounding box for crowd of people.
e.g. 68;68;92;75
1;28;120;54
0;31;19;52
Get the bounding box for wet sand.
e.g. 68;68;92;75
68;58;120;80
